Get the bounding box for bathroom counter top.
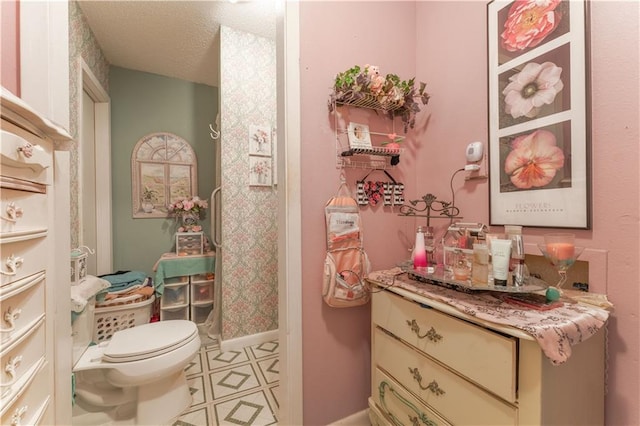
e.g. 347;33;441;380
153;252;215;294
367;268;611;365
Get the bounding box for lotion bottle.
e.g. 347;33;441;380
412;226;428;269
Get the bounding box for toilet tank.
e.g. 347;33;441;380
72;296;96;367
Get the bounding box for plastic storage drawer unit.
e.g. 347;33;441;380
160;304;189;321
161;283;189;308
191;279;214;304
191;302;213;325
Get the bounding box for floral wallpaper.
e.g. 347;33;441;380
68;1;110;248
220;26;278;339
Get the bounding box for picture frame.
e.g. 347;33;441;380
249;156;272;187
347;122;372;150
249;124;272;157
487;0;591;229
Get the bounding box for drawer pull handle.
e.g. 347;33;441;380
1;202;23;223
1;255;24;276
17;142;34;158
11;405;28;426
2;307;22;332
379;380;438;426
406;319;442;342
2;355;23;387
409;367;446;396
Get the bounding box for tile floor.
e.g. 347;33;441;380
173;339;280;426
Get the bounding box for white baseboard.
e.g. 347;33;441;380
220;329;279;353
328;409;370;425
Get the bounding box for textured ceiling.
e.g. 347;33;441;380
78;0;277;87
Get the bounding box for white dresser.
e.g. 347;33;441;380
0;88;72;425
369;285;605;426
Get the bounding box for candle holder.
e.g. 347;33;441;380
537;233;585;291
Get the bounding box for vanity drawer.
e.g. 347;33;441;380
0;359;50;425
372;290;517;401
0;238;48;287
0;317;45;396
0;272;46;346
374;327;517;426
0;126;52;186
372;367;451;426
1;187;48;236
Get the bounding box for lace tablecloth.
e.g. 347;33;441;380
368;269;611;365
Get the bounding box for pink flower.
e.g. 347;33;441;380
501;0;562;52
504;129;565;189
503;61;563;119
182;200;194;211
370;75;385;95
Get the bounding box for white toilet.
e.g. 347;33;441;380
72;298;201;425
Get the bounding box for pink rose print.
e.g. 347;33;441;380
501;0;562;52
504;129;565;189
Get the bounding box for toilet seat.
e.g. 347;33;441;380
102;320;198;363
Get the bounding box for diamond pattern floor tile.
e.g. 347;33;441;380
212;390;277;426
256;357;279;385
174;339;279;426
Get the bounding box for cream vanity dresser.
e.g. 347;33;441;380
0;88;72;425
367;271;608;426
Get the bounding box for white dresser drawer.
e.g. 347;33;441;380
0;126;52;186
0;317;45;397
1;187;48;237
0;272;46;346
373;290;516;401
0;359;50;425
0;238;48;287
374;327;517;426
372;367;451;426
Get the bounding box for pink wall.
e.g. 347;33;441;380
1;0;20;95
300;1;638;425
300;2;421;424
414;2;639;425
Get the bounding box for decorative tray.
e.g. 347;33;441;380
402;265;548;294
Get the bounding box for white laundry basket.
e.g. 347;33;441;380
93;295;155;342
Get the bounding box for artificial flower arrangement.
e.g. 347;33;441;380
168;196;208;232
328;64;430;132
381;132;404;151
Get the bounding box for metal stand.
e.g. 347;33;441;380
398;193;462;226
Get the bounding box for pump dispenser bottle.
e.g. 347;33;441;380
412;226;428;269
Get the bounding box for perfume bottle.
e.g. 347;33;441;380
424;226;436;266
412;226;428;269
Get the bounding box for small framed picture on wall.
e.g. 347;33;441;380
249;156;272;187
249;125;272;156
347;122;372;150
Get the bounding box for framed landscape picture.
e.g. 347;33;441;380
487;0;591;229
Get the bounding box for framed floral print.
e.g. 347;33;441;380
249;124;272;157
249;156;272;187
487;0;591;229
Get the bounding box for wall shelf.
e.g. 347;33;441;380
332;96;404;170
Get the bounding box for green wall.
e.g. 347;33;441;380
110;66;218;277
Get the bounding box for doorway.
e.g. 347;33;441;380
79;59;112;275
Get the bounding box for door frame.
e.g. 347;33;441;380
277;1;303;424
77;58;113;275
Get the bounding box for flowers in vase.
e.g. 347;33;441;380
168;196;208;232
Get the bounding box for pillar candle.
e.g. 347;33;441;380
547;242;575;260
